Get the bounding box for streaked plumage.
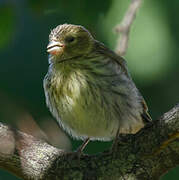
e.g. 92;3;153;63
44;24;151;142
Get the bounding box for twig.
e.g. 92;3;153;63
115;0;142;56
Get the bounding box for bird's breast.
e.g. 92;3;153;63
44;66;119;140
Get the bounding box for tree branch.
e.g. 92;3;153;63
0;104;179;179
115;0;142;56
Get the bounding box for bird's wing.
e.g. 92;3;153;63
94;40;130;77
94;40;152;123
141;99;152;123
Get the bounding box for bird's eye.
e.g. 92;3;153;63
65;36;75;43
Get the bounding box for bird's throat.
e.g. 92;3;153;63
49;54;83;65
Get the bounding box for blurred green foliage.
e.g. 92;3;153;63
0;4;16;49
0;0;178;179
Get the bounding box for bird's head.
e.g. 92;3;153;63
47;24;94;63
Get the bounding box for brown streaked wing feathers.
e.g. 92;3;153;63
94;40;129;77
141;99;152;123
94;40;152;123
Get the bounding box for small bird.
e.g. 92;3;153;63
44;24;151;153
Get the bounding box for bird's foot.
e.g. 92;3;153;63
110;133;128;158
72;138;90;163
110;138;119;158
110;129;120;157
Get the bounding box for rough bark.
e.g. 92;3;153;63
0;104;179;180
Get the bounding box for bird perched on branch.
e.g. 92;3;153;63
44;24;151;153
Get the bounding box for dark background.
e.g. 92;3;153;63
0;0;178;179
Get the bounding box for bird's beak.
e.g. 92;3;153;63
47;41;64;55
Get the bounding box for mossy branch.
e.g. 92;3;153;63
0;104;179;180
